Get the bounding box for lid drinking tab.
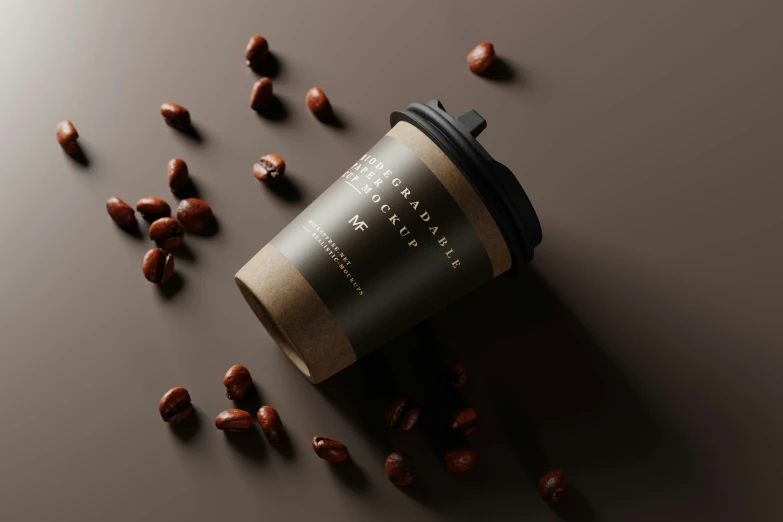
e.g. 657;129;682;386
456;110;487;138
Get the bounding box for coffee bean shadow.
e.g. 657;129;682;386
116;220;143;240
224;426;266;464
174;123;204;143
266;175;303;203
156;272;186;300
328;457;370;492
320;110;347;130
170;242;196;263
551;486;596;522
272;430;296;460
169;407;202;444
189;216;220;238
256;96;289;122
173;178;202;200
233;381;263;414
67;145;90;167
478;57;522;84
250;52;282;78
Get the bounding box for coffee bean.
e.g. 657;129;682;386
538;469;566;504
384;398;421;432
223;364;252;400
257;406;283;444
466;42;495;74
215;409;253;431
168;158;190;193
253;153;286;182
136;197;171;221
160;102;191;130
312;436;348;462
159;386;193;423
385;451;415;486
245;34;269;69
56;120;79;154
142;248;175;284
305;87;332;119
449;407;478;435
250;77;274;112
106;197;136;228
440;356;467;388
444;448;478;473
176;198;213;233
148;217;184;250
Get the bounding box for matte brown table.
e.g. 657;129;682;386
0;1;780;520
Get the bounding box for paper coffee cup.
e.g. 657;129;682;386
235;100;542;383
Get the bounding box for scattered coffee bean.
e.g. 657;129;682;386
136;197;171;221
106;197;136;228
215;409;253;431
305;87;332;119
444;448;478;473
312;436;348;462
168;158;190;193
257;406;283;444
160;102;191;130
385;452;415;486
467;42;496;74
223;364;252;400
159;386;193;423
440;356;467;388
250;77;274;112
142;248;175;284
176;198;213;233
384;398;421;432
253;153;286;181
449;407;478;435
148;217;184;250
538;469;566;504
56;120;80;154
245;34;269;69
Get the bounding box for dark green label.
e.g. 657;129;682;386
271;136;493;358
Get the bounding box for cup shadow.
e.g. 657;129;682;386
315;266;702;517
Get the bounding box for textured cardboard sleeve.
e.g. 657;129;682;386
235;243;356;383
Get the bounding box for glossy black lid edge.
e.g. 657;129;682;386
390;100;542;268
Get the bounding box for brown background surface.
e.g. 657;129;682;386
0;1;780;521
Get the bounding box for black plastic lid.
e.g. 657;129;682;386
390;100;542;268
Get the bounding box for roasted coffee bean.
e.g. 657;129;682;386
160;102;191;130
168;158;190;193
159;386;193;423
106;197;136;228
253;153;286;181
385;452;415;486
467;42;496;74
312;436;348;462
538;469;566;504
444;448;478;473
148;217;184;250
257;406;283;444
449;407;478;435
250;77;274;112
176;198;213;233
136;197;171;220
142;248;175;284
215;409;253;431
440;356;467;388
384;398;421;432
223;364;252;400
56;120;79;154
305;87;332;119
245;34;269;69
